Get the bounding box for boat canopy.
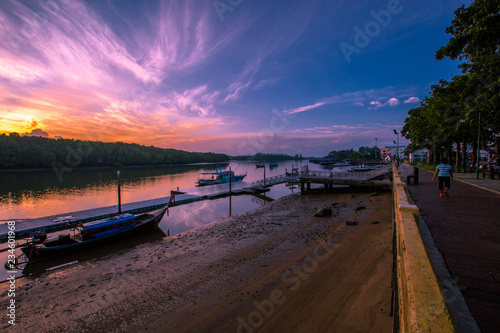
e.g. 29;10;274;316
82;214;135;231
199;168;232;175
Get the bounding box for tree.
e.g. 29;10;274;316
404;1;500;166
436;0;500;143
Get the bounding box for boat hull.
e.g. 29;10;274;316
196;175;246;186
21;207;167;260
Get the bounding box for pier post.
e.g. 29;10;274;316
117;171;122;214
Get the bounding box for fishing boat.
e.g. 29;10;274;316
269;162;278;168
196;168;246;186
255;163;265;168
19;206;168;261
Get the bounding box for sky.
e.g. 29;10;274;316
0;0;467;157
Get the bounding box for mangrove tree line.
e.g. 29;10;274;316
0;134;229;169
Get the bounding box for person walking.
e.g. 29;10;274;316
432;157;454;197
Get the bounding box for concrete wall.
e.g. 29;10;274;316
393;165;455;332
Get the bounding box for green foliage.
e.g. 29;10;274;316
436;0;500;74
404;0;500;164
0;134;229;169
326;146;379;161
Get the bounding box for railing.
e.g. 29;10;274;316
251;173;299;188
392;164;454;331
249;165;391;189
300;165;392;181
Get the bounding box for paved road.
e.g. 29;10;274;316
401;164;500;333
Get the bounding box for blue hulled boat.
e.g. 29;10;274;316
196;168;246;186
20;207;168;261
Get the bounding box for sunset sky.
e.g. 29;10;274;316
0;0;465;156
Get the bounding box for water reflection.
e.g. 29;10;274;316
0;161;309;281
0;161;307;220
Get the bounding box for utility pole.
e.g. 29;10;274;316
476;111;481;179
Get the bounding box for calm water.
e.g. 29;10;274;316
0;160;307;221
0;160;308;281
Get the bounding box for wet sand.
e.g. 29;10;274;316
1;188;394;332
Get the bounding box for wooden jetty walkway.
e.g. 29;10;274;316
0;193;201;243
250;173;299;189
0;183;269;243
298;165;392;192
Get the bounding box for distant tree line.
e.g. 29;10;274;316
326;146;379;162
402;0;500;166
231;152;305;161
0;134;229;169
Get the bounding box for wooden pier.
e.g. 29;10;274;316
298;165;392;193
0;182;270;243
249;173;299;189
0;193;202;242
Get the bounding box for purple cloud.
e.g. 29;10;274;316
22;128;49;137
404;96;420;104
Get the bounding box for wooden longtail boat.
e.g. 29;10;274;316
19;206;168;260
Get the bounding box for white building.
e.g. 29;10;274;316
380;145;406;161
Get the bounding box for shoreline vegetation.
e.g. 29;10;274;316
0;134;307;171
0;189;393;332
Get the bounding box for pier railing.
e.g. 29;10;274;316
300;165;392;181
250;173;299;188
249;166;392;189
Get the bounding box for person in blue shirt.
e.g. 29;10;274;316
432;158;454;197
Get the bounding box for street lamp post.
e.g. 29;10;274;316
476;111;481;179
393;130;399;166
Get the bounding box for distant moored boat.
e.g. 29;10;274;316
196;168;246;186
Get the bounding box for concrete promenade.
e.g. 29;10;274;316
400;163;500;332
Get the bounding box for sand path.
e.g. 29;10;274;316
1;188;393;332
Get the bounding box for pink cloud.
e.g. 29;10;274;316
404;96;420;104
387;98;400;106
369;101;382;109
283;102;327;115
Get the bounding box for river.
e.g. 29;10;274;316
0;160;309;281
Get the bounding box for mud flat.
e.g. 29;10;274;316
1;188;393;332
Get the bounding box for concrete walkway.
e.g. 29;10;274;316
400;163;500;333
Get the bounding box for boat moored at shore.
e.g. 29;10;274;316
18;206;168;261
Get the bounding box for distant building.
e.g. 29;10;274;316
380;145;406;161
409;148;430;163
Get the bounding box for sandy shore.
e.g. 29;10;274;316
1;188;394;332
